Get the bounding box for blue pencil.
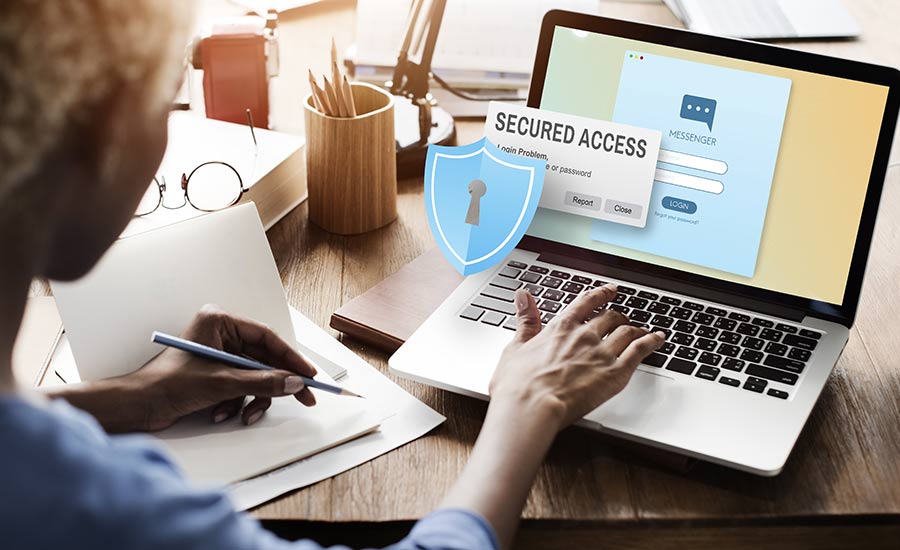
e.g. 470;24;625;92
151;331;363;398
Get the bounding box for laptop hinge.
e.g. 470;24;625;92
536;251;806;322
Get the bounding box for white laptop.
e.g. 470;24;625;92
390;12;900;475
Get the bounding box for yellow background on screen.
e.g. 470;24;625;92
531;28;889;304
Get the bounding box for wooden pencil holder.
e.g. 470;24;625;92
303;82;398;235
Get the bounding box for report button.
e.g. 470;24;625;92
661;196;697;214
564;191;603;211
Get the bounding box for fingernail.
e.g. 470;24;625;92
247;410;263;425
284;376;305;394
514;290;527;312
603;283;618;292
213;411;228;424
654;330;667;339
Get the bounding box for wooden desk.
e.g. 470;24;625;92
178;1;900;547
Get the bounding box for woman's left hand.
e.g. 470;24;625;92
50;305;318;432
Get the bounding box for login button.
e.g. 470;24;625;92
662;196;697;215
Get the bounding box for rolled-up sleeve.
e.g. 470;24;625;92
388;508;499;550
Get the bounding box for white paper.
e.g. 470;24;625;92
226;307;445;511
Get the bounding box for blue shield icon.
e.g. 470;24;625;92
425;137;546;275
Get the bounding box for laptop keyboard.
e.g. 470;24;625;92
459;260;824;401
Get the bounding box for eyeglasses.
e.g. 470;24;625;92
134;161;247;217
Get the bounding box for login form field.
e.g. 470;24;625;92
590;51;792;277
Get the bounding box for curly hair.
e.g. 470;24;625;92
0;0;191;203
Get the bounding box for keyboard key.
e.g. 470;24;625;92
572;275;592;285
764;342;788;356
752;317;774;328
698;352;722;366
591;279;605;287
728;311;751;322
503;316;518;330
481;311;505;326
650;315;674;328
695;338;717;351
736;323;760;336
759;328;783;342
788;348;811;361
660;342;676;354
719;376;740;387
460;306;484;321
648;302;671;314
507;260;527;269
692;312;715;326
763;355;805;374
608;304;630;315
520;272;541;283
638;290;659;300
617;285;636;295
564;294;577;304
642;353;667;368
541;313;556;324
543;289;565;301
722;358;745;372
742;336;764;350
675;346;699;360
741;349;763;363
561;282;584;294
498;266;521;279
612;293;628;304
673;320;697;333
541;276;563;289
784;334;818;351
746;364;799;385
626;297;649;309
696;326;719;339
660;296;681;306
490;276;522;291
717;343;740;357
799;329;822;340
523;284;543;296
666;358;696;375
683;301;704;311
713;317;737;331
528;265;549;274
718;331;741;345
743;376;767;393
671;332;694;346
776;323;798;334
670;307;693;320
767;389;789;399
696;365;719;381
538;301;562;313
706;306;727;317
472;296;516;315
481;286;515;302
550;270;570;279
630;310;652;323
650;327;671;339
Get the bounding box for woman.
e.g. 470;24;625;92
0;2;664;548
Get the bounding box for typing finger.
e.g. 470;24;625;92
615;331;666;371
602;324;652;357
585;308;629;339
559;284;617;324
513;290;542;343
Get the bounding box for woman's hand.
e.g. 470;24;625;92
49;305;317;433
490;284;665;430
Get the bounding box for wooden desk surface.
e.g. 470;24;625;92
179;0;900;546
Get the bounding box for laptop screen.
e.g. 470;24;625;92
527;26;890;305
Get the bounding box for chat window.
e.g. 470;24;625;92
589;51;792;277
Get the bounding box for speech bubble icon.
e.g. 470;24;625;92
680;94;716;131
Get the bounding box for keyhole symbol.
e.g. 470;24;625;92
465;179;487;226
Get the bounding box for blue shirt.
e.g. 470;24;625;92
0;395;498;550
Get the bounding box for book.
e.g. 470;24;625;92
122;112;306;238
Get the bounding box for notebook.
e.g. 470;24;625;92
51;203;378;485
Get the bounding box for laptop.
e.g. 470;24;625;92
390;11;900;475
665;0;860;40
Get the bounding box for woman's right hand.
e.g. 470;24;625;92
489;284;665;431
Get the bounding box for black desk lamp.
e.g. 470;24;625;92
387;0;456;178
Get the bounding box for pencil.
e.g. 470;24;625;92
245;108;258;147
307;69;327;114
342;74;357;118
331;61;348;117
322;76;340;118
151;331;364;398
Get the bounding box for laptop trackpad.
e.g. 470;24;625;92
589;368;682;430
